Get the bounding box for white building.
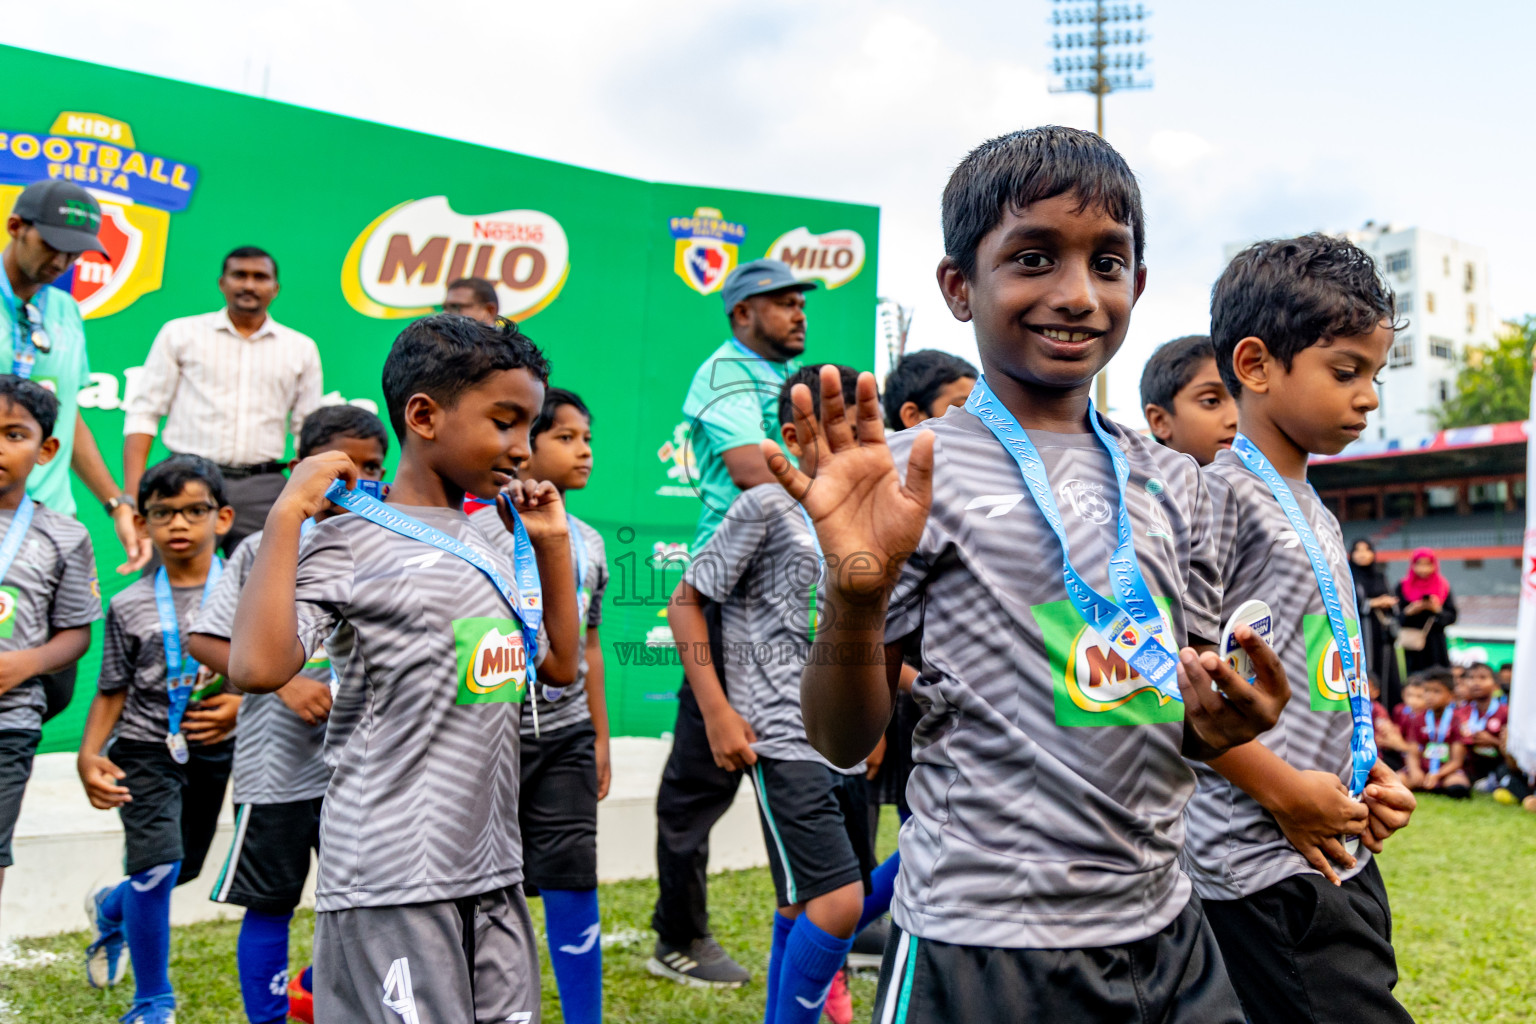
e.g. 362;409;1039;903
1225;223;1495;443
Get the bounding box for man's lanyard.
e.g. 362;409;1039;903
965;377;1181;702
799;506;823;645
1231;434;1377;797
1466;698;1503;734
155;559;224;763
726;338;791;381
540;514;590;705
1423;706;1454;773
323;479;542;688
0;271;42;380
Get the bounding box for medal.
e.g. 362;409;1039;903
166;729;190;765
1218;599;1274;688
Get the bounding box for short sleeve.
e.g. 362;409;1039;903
692;386;773;454
586;530;608;630
682;489;769;603
192;535;259;640
97;603;137;694
293;525;354;659
1183;465;1222;645
50;530;103;630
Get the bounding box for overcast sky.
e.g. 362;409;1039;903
9;0;1534;424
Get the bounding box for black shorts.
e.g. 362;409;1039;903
520;719;598;893
1202;858;1413;1024
209;797;322;914
872;896;1243;1023
112;737;235;880
0;729;40;867
748;756;873;908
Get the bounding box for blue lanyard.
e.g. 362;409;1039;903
726;338;790;381
324;481;542;677
1423;706;1454;772
154;559;224;735
0;271;42;380
0;498;35;585
1466;698;1503;733
964;377;1181;702
1231;435;1377;797
568;513;590;622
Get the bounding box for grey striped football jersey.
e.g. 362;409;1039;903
470;507;606;736
1182;450;1368;899
193;530;330;804
292;505;546;912
881;407;1221;949
684;483;863;773
0;504;101;731
98;576;227;745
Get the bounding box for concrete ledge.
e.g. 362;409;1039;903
3;736;766;941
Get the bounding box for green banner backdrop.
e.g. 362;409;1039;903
0;45;879;754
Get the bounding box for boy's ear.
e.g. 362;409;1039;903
779;421;803;459
898;401;928;430
214;504;236;537
936;257;973;323
1144;403;1174;442
35;436;59;466
1231;336;1274;396
402;392;443;442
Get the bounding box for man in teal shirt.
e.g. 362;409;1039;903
651;258;815;988
2;181;152;718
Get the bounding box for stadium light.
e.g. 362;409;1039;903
1049;1;1152;137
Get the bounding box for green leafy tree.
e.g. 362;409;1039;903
1434;316;1535;428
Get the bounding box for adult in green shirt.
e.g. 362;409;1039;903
650;258;815;988
2;181;153;719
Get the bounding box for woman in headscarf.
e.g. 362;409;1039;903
1350;539;1403;708
1395;547;1458;675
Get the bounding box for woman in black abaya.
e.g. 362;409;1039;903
1350;539;1403;709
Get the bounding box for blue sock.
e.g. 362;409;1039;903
541;888;602;1024
101;879;127;924
299;964;313;991
774;915;854;1024
858;850;901;933
237;908;292;1023
122;860;180;1004
763;911;796;1024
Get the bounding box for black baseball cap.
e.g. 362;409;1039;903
12;180;107;255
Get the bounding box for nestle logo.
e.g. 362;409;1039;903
473;220;544;243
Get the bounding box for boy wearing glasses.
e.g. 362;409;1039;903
76;455;238;1024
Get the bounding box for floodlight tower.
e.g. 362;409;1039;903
1050;1;1152;409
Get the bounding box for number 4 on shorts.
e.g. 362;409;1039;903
382;957;420;1024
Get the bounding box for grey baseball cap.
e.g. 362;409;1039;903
720;258;815;313
12;180;107;255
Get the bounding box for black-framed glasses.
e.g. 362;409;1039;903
17;302;50;354
144;503;218;525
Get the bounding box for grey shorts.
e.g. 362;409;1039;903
313;884;541;1023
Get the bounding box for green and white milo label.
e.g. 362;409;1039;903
1031;596;1183;728
453;617;529;706
0;585;19;640
1303;614;1363;712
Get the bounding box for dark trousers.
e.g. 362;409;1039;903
220;470;288;555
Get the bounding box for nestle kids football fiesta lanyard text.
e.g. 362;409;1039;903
1231;434;1377;797
965;377;1181;703
324;480;543;709
0;271;44;380
155;559;224;765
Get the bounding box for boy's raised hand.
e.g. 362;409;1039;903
495;478;568;544
1177;625;1291;760
761;366;934;599
272;451;358;523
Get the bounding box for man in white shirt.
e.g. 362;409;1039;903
122;246;323;552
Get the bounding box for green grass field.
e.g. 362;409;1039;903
1;797;1532;1023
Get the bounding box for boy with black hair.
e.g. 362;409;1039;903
1402;668;1467;797
186;403;390;1024
1190;233;1419;1024
1139;333;1237;466
229;314;579;1024
670;363;881;1024
78;454;239;1024
881;349;978;430
1455;662;1507;789
0;375;101;931
771;127;1292;1022
470;385;609;1024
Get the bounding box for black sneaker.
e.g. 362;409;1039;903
847;916;891;971
646;937;751;988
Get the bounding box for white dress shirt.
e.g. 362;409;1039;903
123;308;323;465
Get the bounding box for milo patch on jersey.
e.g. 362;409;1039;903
1032;596;1183;727
452;617;529;705
1303;613;1363;712
0;586;17;639
303;644;332;679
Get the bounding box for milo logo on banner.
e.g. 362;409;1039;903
343;196;570;320
1032;596;1183;728
0;112;199;319
453;617;529;706
1303;613;1363;712
766;226;866;290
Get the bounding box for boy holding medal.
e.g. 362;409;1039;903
185;404;390;1024
228;315;579;1024
1192;233;1419;1024
770;127;1291;1022
0;376;101;932
77;455;239;1024
468;386;609;1024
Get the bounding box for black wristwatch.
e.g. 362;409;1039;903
104;494;136;515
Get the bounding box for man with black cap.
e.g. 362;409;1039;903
648;258;814;988
2;180;154;719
